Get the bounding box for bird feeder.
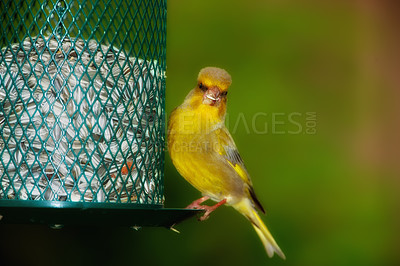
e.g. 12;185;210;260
0;0;198;227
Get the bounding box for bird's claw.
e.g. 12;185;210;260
186;197;227;221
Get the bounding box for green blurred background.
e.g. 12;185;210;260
1;0;399;265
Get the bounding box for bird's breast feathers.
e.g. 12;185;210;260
168;109;252;202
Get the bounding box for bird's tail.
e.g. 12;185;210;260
233;199;286;259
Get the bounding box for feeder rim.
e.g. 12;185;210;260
0;200;202;227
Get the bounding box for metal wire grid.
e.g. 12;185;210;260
0;0;166;205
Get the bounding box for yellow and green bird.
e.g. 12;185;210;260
167;67;285;259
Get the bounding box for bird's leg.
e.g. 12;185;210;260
186;196;227;221
186;196;210;209
198;198;227;221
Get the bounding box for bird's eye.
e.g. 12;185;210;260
198;83;207;91
221;91;228;97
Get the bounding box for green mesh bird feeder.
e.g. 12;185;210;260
0;0;198;227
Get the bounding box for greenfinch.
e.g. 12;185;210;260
167;67;285;259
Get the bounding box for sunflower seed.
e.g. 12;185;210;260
0;35;164;204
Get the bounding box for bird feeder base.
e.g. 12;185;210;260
0;200;202;228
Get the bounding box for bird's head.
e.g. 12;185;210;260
196;67;232;107
177;67;232;132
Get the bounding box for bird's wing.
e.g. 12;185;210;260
214;127;265;213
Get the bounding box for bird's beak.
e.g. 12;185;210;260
203;86;221;106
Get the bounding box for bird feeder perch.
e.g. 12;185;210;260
0;0;198;227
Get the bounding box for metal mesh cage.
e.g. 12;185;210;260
0;0;166;208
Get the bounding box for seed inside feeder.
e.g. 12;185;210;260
0;35;163;204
